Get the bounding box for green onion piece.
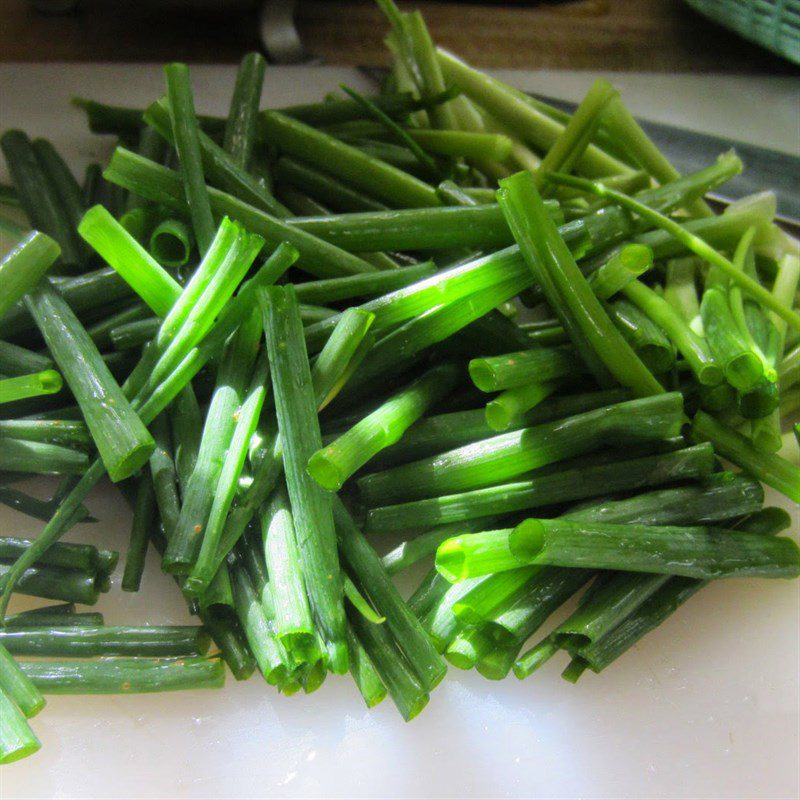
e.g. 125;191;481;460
163;312;263;574
0;538;113;575
0;562;102;605
366;443;715;532
535;79;619;190
0;436;89;476
513;638;560;679
224;52;267;170
410;129;513;162
0;643;44;718
260;285;347;672
4;610;104;629
0;625;209;658
0;231;61;320
371;388;629;470
446;626;494;670
0;341;53;378
149;218;194;268
261;483;316;655
622;279;721;385
164;63;215;252
347;624;387;708
663;257;701;326
295;263;435;307
485;380;560;432
311;308;375;410
469;345;584;392
274;157;388;213
78;204;181;316
0;130;83;269
574;508;792;674
288;201;559;253
498;170;663;395
349;609;428;721
701;286;763;391
508;518;800;580
103;148;376;277
309;362;459;491
549;172;800;331
263;111;440;208
0;686;40;764
358;393;684;504
24;280;154;482
606;297;677;374
0;370;62;404
121;472;155;592
436;50;628;178
692;410;800;502
588;244;653;300
436;529;531;581
19;655;224;694
333;496;446;692
185;350;270;593
420;576;486;652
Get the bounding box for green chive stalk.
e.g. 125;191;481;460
0;231;61;320
358;393;684;504
0;643;44;718
497;170;663;395
0;370;63;404
260;285;347;673
0;686;40;764
508;518;799;580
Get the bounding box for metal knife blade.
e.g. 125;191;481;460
358;66;800;228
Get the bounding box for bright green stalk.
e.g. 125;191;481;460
309;362;459;491
358;393;684;504
436;529;526;582
164;63;215;252
261;483;316;655
149;218;194;268
0;643;44;718
0;370;62;404
19;655;225;694
588;243;653;300
469;345;583;392
0;231;60;319
692;410;800;502
509;518;800;580
623;278;722;385
0;686;40;764
78;204;181;316
103;147;376;277
370;388;629;470
498;170;663;395
446;626;494;670
295;264;435;307
365;444;716;532
260;285;347;673
548;172;800;331
663;257;702;328
485;380;560;432
163;312;263;574
185;351;270;593
347;624;387;708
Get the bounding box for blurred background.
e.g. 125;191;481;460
2;0;798;73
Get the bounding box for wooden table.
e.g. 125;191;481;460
2;0;797;73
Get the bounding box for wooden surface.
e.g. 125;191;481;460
2;0;797;72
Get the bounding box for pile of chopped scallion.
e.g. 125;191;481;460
0;0;798;766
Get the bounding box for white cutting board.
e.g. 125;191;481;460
0;65;798;800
